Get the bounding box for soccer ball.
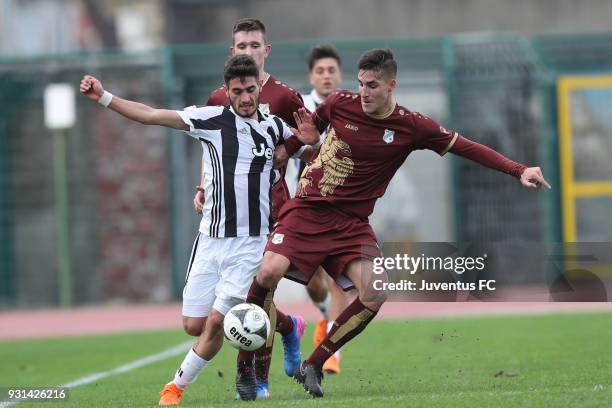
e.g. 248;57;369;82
223;303;271;351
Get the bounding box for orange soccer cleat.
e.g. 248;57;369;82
323;353;341;374
313;318;328;348
158;383;183;406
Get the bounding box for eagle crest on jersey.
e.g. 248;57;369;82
297;128;354;196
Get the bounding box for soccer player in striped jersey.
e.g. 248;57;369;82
242;48;551;398
195;19;328;398
196;19;306;222
79;55;319;405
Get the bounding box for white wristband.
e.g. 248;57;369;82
98;91;113;107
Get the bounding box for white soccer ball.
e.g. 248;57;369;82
223;303;271;351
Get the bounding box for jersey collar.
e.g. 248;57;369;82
309;88;323;105
261;72;271;88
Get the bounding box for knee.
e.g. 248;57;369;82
306;272;327;302
360;291;387;311
205;311;225;334
258;262;284;288
183;317;206;337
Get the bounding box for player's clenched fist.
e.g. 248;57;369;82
79;75;104;102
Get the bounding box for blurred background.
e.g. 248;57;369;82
1;0;612;309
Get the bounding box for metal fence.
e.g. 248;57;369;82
1;32;611;308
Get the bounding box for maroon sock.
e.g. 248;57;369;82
237;281;273;366
254;344;273;383
275;308;294;336
243;280;295;380
246;277;272;309
307;298;377;369
252;302;294;383
237;349;254;365
254;301;278;384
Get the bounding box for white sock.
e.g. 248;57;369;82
327;321;341;360
316;293;331;320
172;348;208;389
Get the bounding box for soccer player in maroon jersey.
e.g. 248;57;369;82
243;48;551;397
299;44;353;375
190;18;325;400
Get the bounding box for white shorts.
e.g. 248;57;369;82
182;233;267;317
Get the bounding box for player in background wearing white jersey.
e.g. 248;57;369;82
79;55;318;406
298;45;353;375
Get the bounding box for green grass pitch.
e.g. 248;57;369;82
2;312;611;407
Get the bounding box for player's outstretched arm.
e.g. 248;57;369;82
449;136;551;189
79;75;188;131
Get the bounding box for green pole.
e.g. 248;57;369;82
53;129;72;308
442;36;463;242
0;114;16;304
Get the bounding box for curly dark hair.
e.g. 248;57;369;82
223;55;259;85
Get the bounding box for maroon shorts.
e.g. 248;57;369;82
265;199;381;289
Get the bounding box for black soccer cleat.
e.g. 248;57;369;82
236;360;257;401
293;361;324;398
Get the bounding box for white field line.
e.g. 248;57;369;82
0;340;192;408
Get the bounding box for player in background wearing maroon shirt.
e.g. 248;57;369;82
191;19;327;400
243;48;551;398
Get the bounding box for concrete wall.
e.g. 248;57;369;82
3;1;612;54
165;0;612;44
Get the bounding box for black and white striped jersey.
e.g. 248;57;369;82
177;105;294;238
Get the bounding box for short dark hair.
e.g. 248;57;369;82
357;48;397;79
307;44;342;71
232;18;267;43
223;55;259;85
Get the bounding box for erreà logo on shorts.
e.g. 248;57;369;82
271;233;284;244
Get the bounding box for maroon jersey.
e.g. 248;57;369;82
207;75;305;219
295;91;458;219
296;90;526;219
